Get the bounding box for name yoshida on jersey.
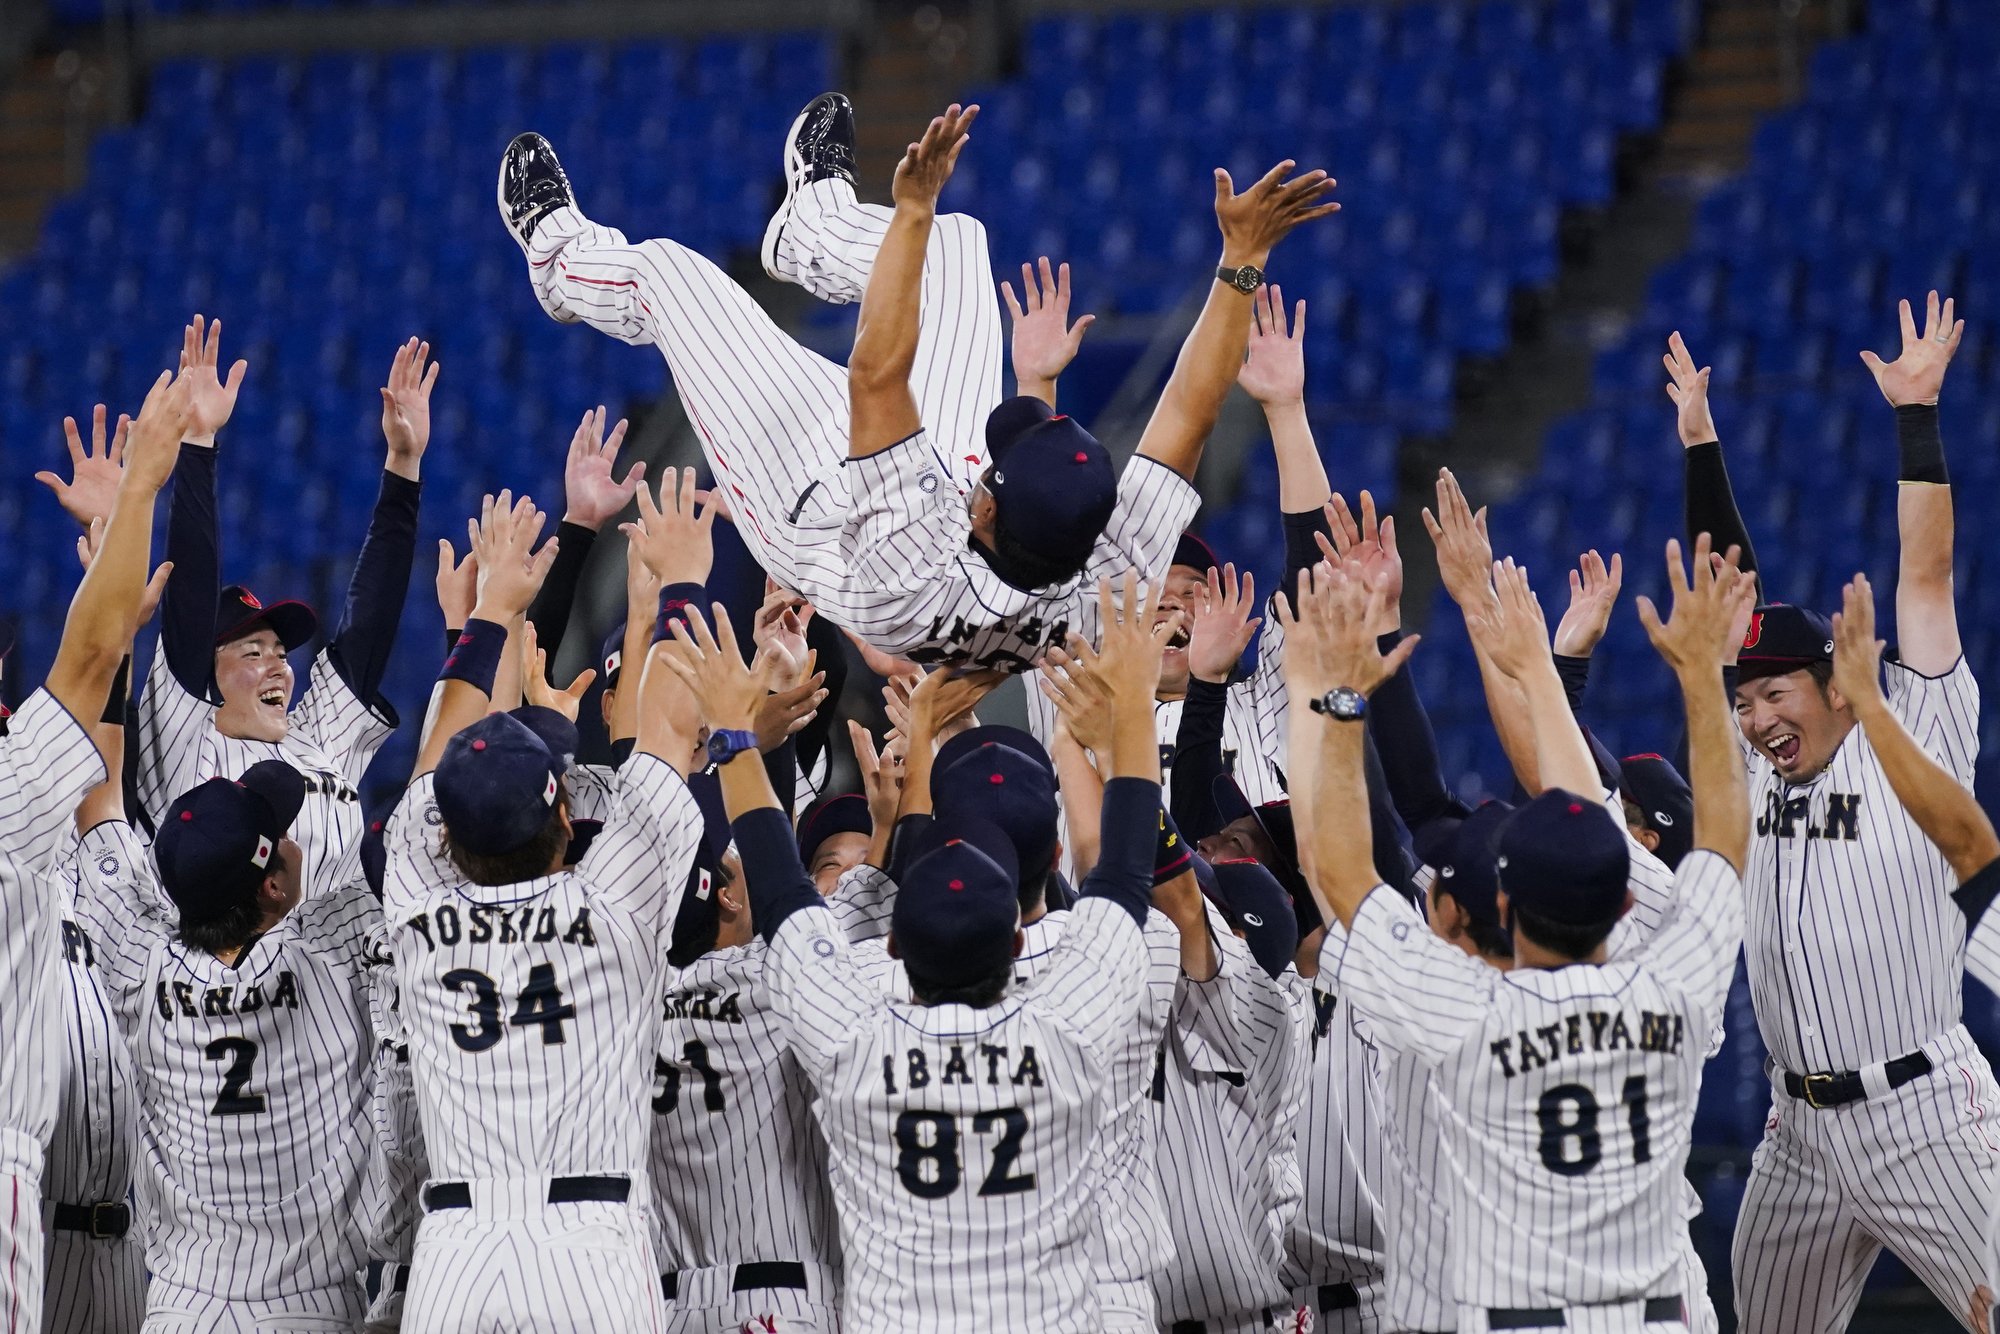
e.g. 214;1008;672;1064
1325;850;1743;1312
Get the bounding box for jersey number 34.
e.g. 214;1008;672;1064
442;963;576;1052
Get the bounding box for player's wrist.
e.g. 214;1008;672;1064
1218;244;1271;272
183;431;217;449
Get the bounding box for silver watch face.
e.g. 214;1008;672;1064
1327;686;1364;720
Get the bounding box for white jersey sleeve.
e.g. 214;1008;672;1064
1884;654;1980;787
1023;896;1153;1059
1605;792;1679;958
763;906;882;1083
381;776;454;919
835;430;974;643
827;862;898;945
0;690;107;874
136;639;216;825
1619;848;1745;1024
68;819;173;1023
289;881;390;981
580;753;705;942
288;647;397;793
1086;457;1203;583
1331;887;1503;1063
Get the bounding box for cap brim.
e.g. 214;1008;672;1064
216;601;319;651
238;759;307;834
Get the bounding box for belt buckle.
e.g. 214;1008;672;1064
1802;1072;1839;1109
87;1203;120;1239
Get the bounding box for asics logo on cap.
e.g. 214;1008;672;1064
1243;912;1264;927
1654;811;1675;826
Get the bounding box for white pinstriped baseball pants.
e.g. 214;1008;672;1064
1731;1023;2000;1334
137;1282;361;1334
43;1224;147;1334
0;1172;45;1334
525;179;1002;600
402;1196;665;1334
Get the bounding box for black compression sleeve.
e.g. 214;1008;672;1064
160;446;221;700
1079;777;1163;927
525;522;599;671
736;805;825;943
1553;654;1591;716
329;471;421;710
1897;404;1949;484
1366;630;1470;832
1683;441;1762;600
1170;678;1232;839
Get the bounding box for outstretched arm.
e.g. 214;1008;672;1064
849;104;978;456
155;316;246;699
1465;559;1606;801
1860;291;1964;675
1831;572;1997;880
1667;332;1762;598
528;407;645;670
1135;163;1338;481
1003;258;1095;409
1237;283;1331;513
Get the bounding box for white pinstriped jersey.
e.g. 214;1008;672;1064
72;819;383;1300
1741;658;1979;1074
1152;905;1306;1325
0;691;108;1186
382;756;701;1183
137;646;394;899
1329;850;1742;1312
765;896;1159;1332
1281;965;1386;1294
647;940;838;1277
45;891;137;1215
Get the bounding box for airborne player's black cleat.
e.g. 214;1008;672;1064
497;132;575;255
762;93;858;281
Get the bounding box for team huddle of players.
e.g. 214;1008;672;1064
6;93;1999;1334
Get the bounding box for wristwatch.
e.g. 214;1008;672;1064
705;728;760;766
1215;263;1264;295
1309;686;1367;722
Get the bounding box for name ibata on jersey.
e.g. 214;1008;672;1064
882;1043;1048;1094
405;904;598;953
1487;1008;1686;1079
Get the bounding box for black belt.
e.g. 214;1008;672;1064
50;1201;129;1239
1316;1283;1360;1314
661;1260;810;1303
1489;1296;1684;1329
364;1260;410;1302
422;1174;630;1212
1783;1051;1933;1109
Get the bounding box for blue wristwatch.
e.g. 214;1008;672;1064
706;728;760;766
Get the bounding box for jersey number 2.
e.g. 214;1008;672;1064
442;964;577;1052
1537;1076;1652;1176
893;1109;1036;1200
204;1037;267;1116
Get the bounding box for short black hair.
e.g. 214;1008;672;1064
1430;882;1511;960
1508;902;1619;962
1805;659;1835;695
1019;866;1051;918
176;847;282;955
445;786;571;888
907;957;1013;1009
983;525;1089;592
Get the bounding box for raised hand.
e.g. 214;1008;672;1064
1830;573;1887;712
1002;257;1095;398
658;604;774;734
848;718;905;832
380;338;440;476
1466;558;1553;681
1237;283;1306;407
1322;490;1401;633
178;315;248;446
891;102;979;213
1663;332;1717;447
1860;290;1964;407
468;490;558;622
906;664;1005;747
752;585;815;692
76;517;172;625
1186;563;1260;685
561;406;646;531
121;368;196;493
1074;573;1185;707
37;405;131;528
520;621;596;722
1038;641;1117;755
1275;562;1416;699
755;666;830;754
1422;467;1496;611
1634;535;1754;679
434;539;478;629
1552;549;1623;658
1214;159;1339;265
619;466;715;587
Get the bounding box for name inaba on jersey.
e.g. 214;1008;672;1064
1487;1007;1686;1078
404;903;598;953
1755;790;1862;841
910;611;1072;672
880;1042;1047;1094
662;987;744;1023
155;971;301;1020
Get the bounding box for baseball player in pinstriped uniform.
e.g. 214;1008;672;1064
502;96;1332;668
129;326;431;900
0;366;188;1333
1285;537;1751;1334
1664;300;2000;1333
384;490;704;1332
657;571;1185;1333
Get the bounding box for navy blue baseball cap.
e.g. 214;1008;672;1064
214;584;318;650
1496;789;1630;928
1213;773;1306;889
1619;754;1693;870
798;791;872;863
1205;857;1300;978
892;815;1022;991
935;724;1055;785
1737;603;1835;682
983;396;1117;579
1414;799;1514;935
434;713;564;858
508;706;578;777
932;741;1059;881
600;623;629;690
156;760;306;922
1172;531;1222;575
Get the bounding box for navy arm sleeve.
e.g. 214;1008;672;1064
329;471;421;710
736;805;825;944
1953;858;2000;933
1170;678;1232;840
1282;508;1332;589
763;738;800;824
525;521;598;674
160;446;221;701
1366;629;1470;834
1683;442;1762;600
1077;776;1162;927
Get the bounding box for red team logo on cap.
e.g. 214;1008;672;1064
241;590;263;609
1741;611;1764;649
